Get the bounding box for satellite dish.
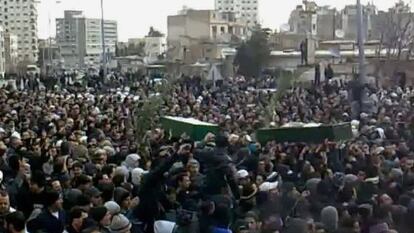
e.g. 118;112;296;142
280;24;290;33
335;29;345;39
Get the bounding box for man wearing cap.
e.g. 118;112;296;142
237;170;258;213
84;206;111;233
110;213;132;233
85;186;103;207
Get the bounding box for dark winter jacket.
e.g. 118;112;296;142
27;209;66;233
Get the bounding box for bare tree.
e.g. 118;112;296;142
376;1;414;60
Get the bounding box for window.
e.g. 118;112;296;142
228;26;233;34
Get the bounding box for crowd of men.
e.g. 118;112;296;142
0;71;413;233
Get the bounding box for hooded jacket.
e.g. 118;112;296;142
320;206;338;233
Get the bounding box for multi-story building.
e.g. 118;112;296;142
288;2;340;40
316;6;340;40
0;0;38;64
215;0;258;26
38;38;61;73
341;3;376;40
144;36;166;62
168;9;247;63
56;10;118;68
288;4;317;36
56;11;83;68
4;33;18;74
288;1;378;41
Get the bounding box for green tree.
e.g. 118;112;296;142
264;70;294;126
133;79;172;156
234;26;271;77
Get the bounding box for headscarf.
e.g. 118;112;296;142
121;153;140;171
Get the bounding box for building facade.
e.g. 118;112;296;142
4;33;18;74
167;9;247;63
341;4;376;40
288;5;317;36
0;0;38;64
288;2;340;41
38;38;61;74
215;0;258;25
56;10;118;69
287;1;379;41
316;6;339;40
144;36;166;61
0;27;5;78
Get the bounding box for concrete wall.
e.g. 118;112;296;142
185;10;211;39
167;15;186;41
317;14;335;40
144;36;166;59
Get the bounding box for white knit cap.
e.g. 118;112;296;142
236;170;249;179
259;181;279;192
154;220;176;233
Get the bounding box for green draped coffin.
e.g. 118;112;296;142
160;116;219;141
256;122;353;144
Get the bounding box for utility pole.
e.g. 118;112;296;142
101;0;106;78
356;0;367;115
356;0;366;85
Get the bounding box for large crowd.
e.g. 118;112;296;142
0;71;413;233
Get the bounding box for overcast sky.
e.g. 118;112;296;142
37;0;401;41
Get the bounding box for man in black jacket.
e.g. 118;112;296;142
133;144;189;233
16;171;46;218
27;190;66;233
196;134;240;200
